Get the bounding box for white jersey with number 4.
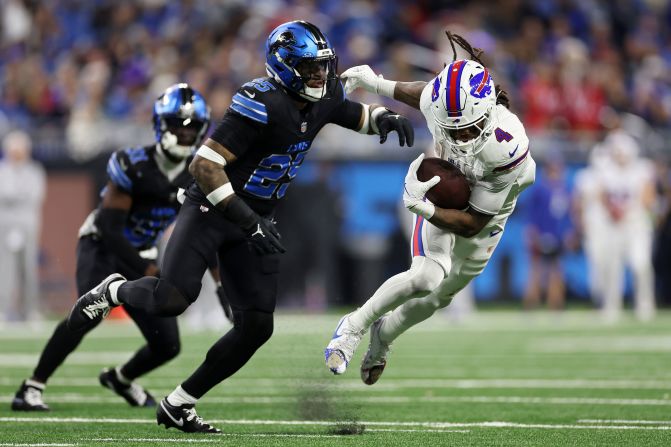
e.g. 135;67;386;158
409;84;536;287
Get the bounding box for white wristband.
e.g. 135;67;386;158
206;183;234;206
376;79;397;98
358;103;371;134
196;145;227;166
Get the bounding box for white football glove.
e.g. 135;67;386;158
403;153;440;219
341;65;396;97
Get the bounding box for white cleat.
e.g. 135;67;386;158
324;313;365;375
360;316;392;385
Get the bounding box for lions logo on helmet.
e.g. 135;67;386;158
153;83;211;161
429;59;497;156
265;20;339;102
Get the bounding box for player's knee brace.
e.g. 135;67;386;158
153;279;191;316
234;310;274;350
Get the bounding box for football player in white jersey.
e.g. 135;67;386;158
594;130;656;322
324;33;536;384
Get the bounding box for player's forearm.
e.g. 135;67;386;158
189;156;236;208
428;207;483;238
393;81;427;110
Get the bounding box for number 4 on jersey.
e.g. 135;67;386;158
494;127;513;143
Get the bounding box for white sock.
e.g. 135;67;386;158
108;280;124;305
167;385;197;407
26;379;46;390
115;366;131;385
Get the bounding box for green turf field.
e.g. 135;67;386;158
1;310;670;446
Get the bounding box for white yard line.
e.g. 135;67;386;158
578;419;671;425
0;444;77;446
1;417;670;432
3;377;671;390
2;394;670;406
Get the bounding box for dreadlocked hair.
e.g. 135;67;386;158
445;31;510;109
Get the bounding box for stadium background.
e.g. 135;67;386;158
2;0;671;315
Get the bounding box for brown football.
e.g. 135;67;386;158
416;157;471;210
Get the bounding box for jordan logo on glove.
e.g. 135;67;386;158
252;224;265;238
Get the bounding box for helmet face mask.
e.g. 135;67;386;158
429;59;496;156
265;21;338;102
153;84;210;161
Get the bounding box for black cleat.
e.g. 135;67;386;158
99;367;156;407
11;380;49;412
66;273;125;332
157;398;221;433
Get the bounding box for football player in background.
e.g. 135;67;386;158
11;84;216;411
591;130;656;322
66;20;415;433
325;33;536;384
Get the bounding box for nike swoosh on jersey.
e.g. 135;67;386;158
508;145;519;158
489;229;502;237
244;90;256;98
160;401;184;427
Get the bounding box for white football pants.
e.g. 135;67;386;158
349;213;505;343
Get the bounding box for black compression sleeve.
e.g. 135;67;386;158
217;195;258;231
95;208;150;275
330;99;363;130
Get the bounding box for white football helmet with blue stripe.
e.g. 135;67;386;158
428;60;497;156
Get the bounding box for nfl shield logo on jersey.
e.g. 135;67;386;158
300;121;307;133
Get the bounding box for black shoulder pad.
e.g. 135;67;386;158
229;78;280;125
106;147;147;192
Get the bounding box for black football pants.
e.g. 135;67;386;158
116;197;280;398
32;237;180;383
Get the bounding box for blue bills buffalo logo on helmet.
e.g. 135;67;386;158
431;77;441;102
469;68;492;99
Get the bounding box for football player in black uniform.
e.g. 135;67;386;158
11;84;214;411
66;20;414;433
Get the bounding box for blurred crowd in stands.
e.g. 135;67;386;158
2;0;671;157
2;0;671;319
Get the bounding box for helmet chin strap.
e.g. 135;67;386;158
160;131;193;161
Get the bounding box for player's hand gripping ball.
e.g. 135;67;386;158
403;154;470;219
416;156;471;210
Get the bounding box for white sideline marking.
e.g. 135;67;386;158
578;419;671;425
4;377;671;390
366;429;470;433
90;435;342;440
3;394;670;406
1;417;671;432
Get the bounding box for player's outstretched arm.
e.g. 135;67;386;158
353;103;415;146
342;65;427;110
191;140;285;254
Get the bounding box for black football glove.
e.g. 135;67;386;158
219;195;286;255
215;284;234;323
243;217;286;255
375;111;414;147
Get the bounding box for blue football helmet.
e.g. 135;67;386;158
153;83;211;161
265;20;338;102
